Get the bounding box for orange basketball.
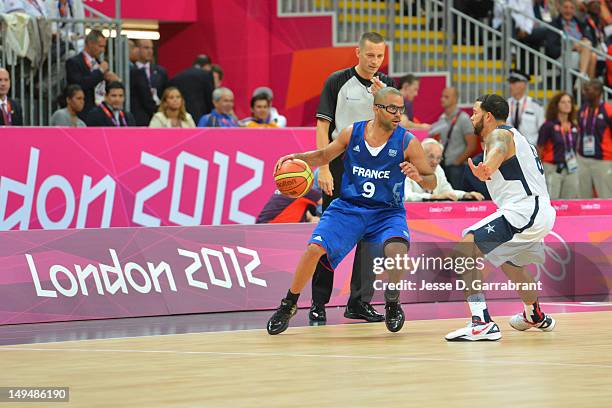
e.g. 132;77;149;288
274;159;314;198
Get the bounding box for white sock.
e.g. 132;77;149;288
467;293;491;323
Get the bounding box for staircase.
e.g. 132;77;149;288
277;0;600;107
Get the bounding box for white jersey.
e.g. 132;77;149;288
485;125;549;209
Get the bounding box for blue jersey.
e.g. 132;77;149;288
340;121;413;208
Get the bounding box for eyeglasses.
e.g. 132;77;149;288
375;104;406;114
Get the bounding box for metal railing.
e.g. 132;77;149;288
0;10;129;126
278;0;612;107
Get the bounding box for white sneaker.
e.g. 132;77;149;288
509;313;556;332
445;320;502;342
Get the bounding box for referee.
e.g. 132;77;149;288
310;32;396;323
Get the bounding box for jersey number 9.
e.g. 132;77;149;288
362;181;376;198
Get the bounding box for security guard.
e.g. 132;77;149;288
506;69;544;146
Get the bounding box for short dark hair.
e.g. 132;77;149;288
105;81;125;94
585;78;603;95
211;64;223;80
251;93;270;109
193;54;211;67
359;32;385;48
56;84;83;107
85;29;104;44
476;94;509;121
398;74;418;88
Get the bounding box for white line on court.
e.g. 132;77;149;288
1;346;611;370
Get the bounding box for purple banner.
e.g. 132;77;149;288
1;216;610;325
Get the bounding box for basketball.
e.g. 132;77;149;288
274;159;314;198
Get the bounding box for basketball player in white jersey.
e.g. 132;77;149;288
443;94;557;341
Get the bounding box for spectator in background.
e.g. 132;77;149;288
0;67;23;126
168;55;214;122
548;0;597;79
506;69;544;146
428;87;477;189
211;64;223;88
197;87;239;127
50;84;86;127
404;138;485;201
257;170;322;223
149;87;195;128
4;0;49;17
86;81;135;127
48;0;86;50
537;92;579;198
583;0;610;77
66;29;119;120
241;93;279;128
128;39;156;126
252;86;287;127
136;39;168;104
576;78;612;198
398;74;431;130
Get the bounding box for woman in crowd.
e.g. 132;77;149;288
50;84;86;127
537;92;580;199
149;87;195;128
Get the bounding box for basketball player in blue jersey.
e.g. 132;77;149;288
432;94;556;341
267;87;437;335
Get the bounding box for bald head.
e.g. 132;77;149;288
0;68;10;98
441;87;458;110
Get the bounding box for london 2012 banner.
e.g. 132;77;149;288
1;127;316;231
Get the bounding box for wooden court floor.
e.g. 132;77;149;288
1;311;612;407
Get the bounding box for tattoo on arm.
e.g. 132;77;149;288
486;129;512;157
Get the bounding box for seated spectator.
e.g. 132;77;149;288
197;87;239;127
241;93;279;128
583;0;610;76
66;29;119;120
86;81;136;127
50;84;86;127
149;87;195;128
428;87;478;189
48;0;86;49
537;92;579;198
404;138;485;201
0;67;23;126
548;0;597;79
252;87;287;127
257;170;322;223
398;74;431;130
211;64;223;88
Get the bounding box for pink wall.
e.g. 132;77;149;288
82;0;196;22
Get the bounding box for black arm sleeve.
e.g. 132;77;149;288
316;72;340;123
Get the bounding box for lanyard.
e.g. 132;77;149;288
27;0;44;16
511;98;528;123
581;104;601;135
82;52;94;71
556;122;574;152
1;100;12;125
213;111;235;127
100;103;127;127
58;0;73;18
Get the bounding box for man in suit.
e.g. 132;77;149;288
136;39;168;103
66;29;119;121
167;55;214;122
128;40;157;126
0;67;23;126
86;81;136;127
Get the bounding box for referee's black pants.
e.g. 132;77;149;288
310;156;375;306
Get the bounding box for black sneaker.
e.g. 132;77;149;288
344;300;385;322
267;299;297;335
384;302;405;333
309;302;327;322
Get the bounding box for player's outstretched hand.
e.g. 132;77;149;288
370;76;386;96
400;161;422;182
274;154;295;176
468;158;493;181
318;166;334;196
